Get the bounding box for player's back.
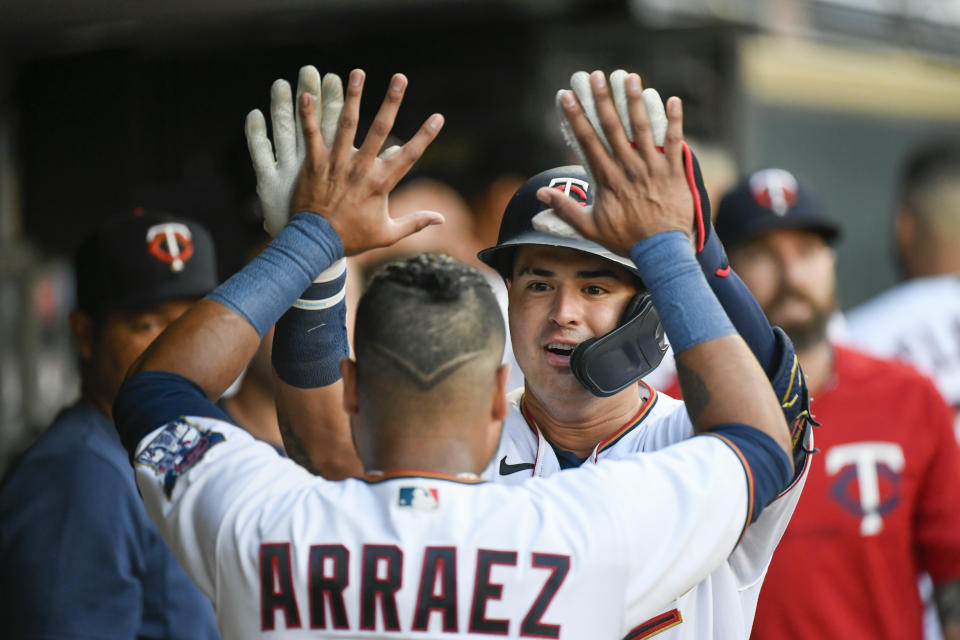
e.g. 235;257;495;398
134;413;753;639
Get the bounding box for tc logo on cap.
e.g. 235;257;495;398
548;176;590;206
146;223;195;272
749;169;798;216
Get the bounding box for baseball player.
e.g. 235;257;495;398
114;68;796;637
0;212;219;637
688;169;960;639
263;70;813;638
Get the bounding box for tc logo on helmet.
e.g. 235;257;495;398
548;176;590;206
146;223;195;272
749;168;798;216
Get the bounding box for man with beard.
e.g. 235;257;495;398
687;168;960;639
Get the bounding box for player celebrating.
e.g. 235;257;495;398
265;70;813;638
696;169;960;640
114;68;797;637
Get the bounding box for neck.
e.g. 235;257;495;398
796;337;834;395
80;381;112;419
368;433;488;477
907;237;960;277
522;384;645;458
221;380;283;450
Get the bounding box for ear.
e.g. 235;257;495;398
895;207;916;273
340;357;359;416
490;363;510;423
69;310;94;361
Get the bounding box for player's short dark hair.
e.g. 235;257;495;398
899;141;960;207
354;254;505;391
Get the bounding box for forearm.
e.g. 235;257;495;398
270;256;362;478
274;379;362;479
632;231;791;456
697;226;778;377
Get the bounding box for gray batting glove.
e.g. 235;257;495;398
245;66;345;236
557;69;668;180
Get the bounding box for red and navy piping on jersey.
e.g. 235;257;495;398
593;382;658;461
704;423;794;536
518;384;659;468
624;608;683;639
360;469;485;484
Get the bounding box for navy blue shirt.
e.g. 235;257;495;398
0;402;219;639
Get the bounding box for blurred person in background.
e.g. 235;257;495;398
670;169;960;640
846;142;960;419
0;211;220;637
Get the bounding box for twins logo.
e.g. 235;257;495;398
548;176;590;206
749;168;798;216
826;442;904;536
146;222;194;272
136;419;225;498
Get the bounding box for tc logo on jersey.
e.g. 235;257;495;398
136;419;225;498
548;176;590;206
749;168;798;216
826;442;903;536
146;222;195;272
398;487;439;511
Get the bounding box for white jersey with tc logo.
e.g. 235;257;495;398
484;385;810;640
846;275;960;411
133;412;759;639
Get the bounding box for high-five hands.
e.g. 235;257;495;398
290;69;445;256
538;70;694;256
246;66;344;236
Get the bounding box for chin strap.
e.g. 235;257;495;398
569;293;668;397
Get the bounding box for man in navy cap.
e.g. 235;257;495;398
687;169;960;640
0;211;220;638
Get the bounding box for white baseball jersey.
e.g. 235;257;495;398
846;275;960;409
484;383;809;640
132;407;759;638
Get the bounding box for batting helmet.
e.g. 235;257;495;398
477;165;642;279
477;165;667;397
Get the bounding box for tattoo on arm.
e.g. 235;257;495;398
278;416;319;475
936;579;960;634
676;361;710;423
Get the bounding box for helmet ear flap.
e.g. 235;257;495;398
570;293;667;397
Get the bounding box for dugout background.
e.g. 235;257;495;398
1;0;959;467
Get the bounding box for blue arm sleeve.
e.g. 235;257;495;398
704;423;793;524
114;371;233;463
697;227;778;377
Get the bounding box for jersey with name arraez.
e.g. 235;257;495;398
484;384;809;640
133;412;752;639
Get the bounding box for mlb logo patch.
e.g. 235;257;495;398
398;486;439;511
136;419;225;498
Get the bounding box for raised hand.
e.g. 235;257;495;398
291;69;445;256
246;66;345;236
538;70;694;256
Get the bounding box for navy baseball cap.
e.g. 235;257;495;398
75;209;218;314
715;168;842;249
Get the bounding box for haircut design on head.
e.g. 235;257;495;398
355;254;505;391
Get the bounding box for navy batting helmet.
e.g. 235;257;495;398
477;165;642;280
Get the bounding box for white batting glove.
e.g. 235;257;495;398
245;66;345;236
557;69;668;180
